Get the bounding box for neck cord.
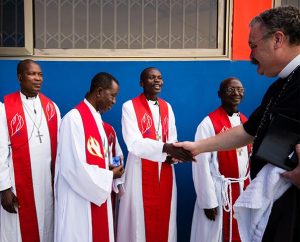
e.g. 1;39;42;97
252;65;299;152
22;98;43;142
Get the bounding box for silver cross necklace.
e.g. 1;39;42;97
22;97;44;143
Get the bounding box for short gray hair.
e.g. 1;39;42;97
250;6;300;45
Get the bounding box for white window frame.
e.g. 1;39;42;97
0;0;232;60
274;0;282;6
273;0;279;6
0;1;33;56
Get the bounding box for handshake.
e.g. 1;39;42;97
163;143;195;164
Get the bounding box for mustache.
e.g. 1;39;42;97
251;58;259;65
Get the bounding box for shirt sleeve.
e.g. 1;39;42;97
115;135;124;159
243;78;282;137
0;103;13;191
166;103;178;143
192;116;219;209
112;135;125;193
54;102;61;128
243;106;264;136
56;110;113;206
121;101;167;162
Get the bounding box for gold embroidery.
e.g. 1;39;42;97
87;136;103;158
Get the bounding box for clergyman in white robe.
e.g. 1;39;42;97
0;93;61;242
54;99;119;242
190;114;249;242
117;99;177;242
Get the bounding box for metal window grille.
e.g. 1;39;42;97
280;0;300;8
34;0;218;50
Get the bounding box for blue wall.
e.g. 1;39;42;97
0;60;273;242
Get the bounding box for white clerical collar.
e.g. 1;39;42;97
232;112;240;117
147;99;159;106
20;91;39;101
278;54;300;78
84;98;101;116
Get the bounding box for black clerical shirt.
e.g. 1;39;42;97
242;67;300;242
243;68;300;178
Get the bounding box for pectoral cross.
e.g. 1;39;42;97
36;130;43;143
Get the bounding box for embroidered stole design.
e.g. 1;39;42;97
209;106;251;242
4;92;58;242
132;93;173;242
76;102;109;242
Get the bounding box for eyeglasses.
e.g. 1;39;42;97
249;37;266;50
248;32;275;50
222;87;245;95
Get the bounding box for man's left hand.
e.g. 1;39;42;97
282;144;300;188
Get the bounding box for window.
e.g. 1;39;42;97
0;0;230;59
274;0;300;7
0;0;33;55
1;0;24;47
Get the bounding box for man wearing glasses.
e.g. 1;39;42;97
190;77;250;242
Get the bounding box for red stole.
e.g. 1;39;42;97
209;106;251;242
76;102;110;242
103;122;116;158
132;94;173;242
4;92;58;242
103;122;117;233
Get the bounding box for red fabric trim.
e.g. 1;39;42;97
208;106;250;242
4;92;39;242
39;93;58;179
103;121;118;235
76;102;110;242
4;92;57;242
103;122;116;157
132;93;173;242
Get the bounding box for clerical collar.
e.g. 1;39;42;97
278;54;300;78
227;111;240;117
146;98;159;106
20;91;38;100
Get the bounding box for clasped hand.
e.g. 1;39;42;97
163;143;195;163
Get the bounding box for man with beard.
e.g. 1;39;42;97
117;67;193;242
190;77;251;242
175;6;300;242
54;72;124;242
